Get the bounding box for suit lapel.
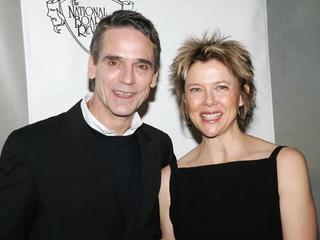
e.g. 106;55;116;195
121;125;162;239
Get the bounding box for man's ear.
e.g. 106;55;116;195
88;55;96;80
150;71;158;88
239;84;250;107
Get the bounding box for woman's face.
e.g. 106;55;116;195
184;59;243;138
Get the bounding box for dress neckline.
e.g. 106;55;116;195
177;157;270;170
175;146;285;170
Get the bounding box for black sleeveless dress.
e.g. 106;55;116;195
169;146;284;240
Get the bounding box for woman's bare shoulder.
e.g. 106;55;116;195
276;146;311;195
241;135;277;160
276;146;306;170
177;147;199;168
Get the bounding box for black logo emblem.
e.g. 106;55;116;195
46;0;135;53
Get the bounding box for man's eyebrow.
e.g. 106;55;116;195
137;58;153;67
102;55;121;61
102;55;154;68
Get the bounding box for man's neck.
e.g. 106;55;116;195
86;99;133;135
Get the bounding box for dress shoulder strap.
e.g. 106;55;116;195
269;145;286;160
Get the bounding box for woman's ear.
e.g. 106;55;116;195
239;84;250;107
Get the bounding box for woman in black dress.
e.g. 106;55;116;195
159;32;317;239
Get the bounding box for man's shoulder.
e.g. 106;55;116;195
139;123;174;147
18;113;64;134
139;123;176;166
12;101;81;140
140;123;170;138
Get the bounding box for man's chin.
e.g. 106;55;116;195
112;110;136;118
110;103;140;118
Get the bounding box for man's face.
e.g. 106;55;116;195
88;27;157;124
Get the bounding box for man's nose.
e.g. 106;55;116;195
120;65;135;85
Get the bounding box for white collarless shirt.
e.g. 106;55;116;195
80;93;142;136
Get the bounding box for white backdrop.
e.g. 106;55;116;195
20;0;274;158
0;0;28;149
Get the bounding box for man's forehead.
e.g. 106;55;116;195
102;27;151;43
100;28;155;52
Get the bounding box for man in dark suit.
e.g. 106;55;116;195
0;10;176;240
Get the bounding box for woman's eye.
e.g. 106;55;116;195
190;88;201;93
217;85;228;90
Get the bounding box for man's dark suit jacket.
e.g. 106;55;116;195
0;101;176;240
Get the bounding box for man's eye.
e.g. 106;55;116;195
108;60;118;66
138;64;149;70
